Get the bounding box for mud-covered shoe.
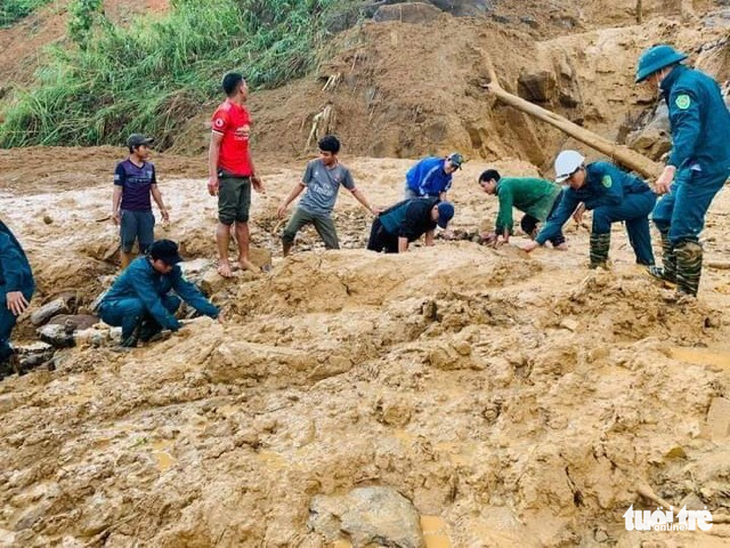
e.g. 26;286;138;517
647;265;677;288
589;232;611;269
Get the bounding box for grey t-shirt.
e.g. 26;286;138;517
298;159;355;216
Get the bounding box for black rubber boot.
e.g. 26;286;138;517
675;240;703;297
589;232;611;269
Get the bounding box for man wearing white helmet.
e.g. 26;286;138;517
522;151;656;269
635;44;730;296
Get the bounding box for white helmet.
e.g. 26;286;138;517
554;150;585;183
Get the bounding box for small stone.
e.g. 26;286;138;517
42;215;53;225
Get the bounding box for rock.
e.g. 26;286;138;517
48;314;98;332
373;3;442;24
38;323;75;348
30;297;71;326
42;215;53;225
707;397;730;442
15;341;55;371
310;487;425;548
375;397;413;427
518;70;556;103
430;0;494;16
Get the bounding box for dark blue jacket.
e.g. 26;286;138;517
0;221;35;295
100;257;219;331
378;198;439;241
405;157;453;197
536;162;651;244
661;64;730;175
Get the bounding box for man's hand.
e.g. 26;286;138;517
251;175;265;194
277;202;288;219
160;207;170;222
112;211;121;225
573;203;586;224
6;291;29;316
522;240;540;253
369;205;382;216
217;311;226;324
480;232;497;246
654;165;676;195
208;176;219;197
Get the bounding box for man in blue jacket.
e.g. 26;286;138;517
523;151;656;269
636;44;730;296
367;198;455;253
0;220;35;375
98;239;222;347
404;152;463;200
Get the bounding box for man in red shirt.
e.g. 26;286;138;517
208;72;265;277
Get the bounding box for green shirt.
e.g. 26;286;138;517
494;177;562;234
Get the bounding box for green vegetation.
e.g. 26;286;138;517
0;0;52;28
0;0;348;148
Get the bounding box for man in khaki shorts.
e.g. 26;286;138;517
207;72;264;277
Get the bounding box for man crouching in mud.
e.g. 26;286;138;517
97;240;223;348
367;198;455;253
0;219;35;377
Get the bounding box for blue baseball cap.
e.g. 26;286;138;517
437;202;455;228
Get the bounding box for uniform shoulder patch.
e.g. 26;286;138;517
675;94;691;110
601;175;613;188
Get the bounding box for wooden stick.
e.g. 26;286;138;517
481;53;663;181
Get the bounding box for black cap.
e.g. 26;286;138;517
127;133;154;149
149;239;183;265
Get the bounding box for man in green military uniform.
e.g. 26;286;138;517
636;44;730;296
477;169;567;249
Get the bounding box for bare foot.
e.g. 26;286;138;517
555;243;569;251
217;259;233;278
238;257;261;276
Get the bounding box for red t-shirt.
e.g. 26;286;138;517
211;99;252;176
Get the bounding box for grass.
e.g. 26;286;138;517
0;0;350;148
0;0;53;28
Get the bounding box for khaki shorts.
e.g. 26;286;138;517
218;172;251;224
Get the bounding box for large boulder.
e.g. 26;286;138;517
373;2;442;24
309;487;425;547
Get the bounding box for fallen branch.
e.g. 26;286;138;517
480;52;663;182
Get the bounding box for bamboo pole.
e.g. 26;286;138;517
481;55;663;181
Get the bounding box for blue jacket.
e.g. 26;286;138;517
405;157;453;197
100;258;219;331
0;221;35;295
378;198;439;240
661;64;730;175
536;162;652;244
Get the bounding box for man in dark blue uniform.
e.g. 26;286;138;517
98;239;222;347
523;150;656;269
0;220;35;375
636;44;730;296
367;198;454;253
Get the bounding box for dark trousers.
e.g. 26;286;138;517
520;190;565;246
367;219;400;253
653;167;728;246
0;286;34;362
592;190;656;265
99;295;180;339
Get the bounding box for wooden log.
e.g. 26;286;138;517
481;54;663;181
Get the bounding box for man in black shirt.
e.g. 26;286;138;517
367;198;454;253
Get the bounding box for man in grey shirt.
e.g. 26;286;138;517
277;135;378;256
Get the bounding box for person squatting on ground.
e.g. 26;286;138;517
277;135;379;256
208;72;265;278
113;134;169;269
404;152;464;201
0;220;35;376
523;151;656;269
477;169;567;249
367;198;455;253
97;240;222;348
636;44;730;296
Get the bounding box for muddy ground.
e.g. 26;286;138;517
1;147;730;546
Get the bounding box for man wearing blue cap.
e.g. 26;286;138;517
0;219;34;376
404;153;463;201
367;198;454;253
98;239;222;347
636;44;730;296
